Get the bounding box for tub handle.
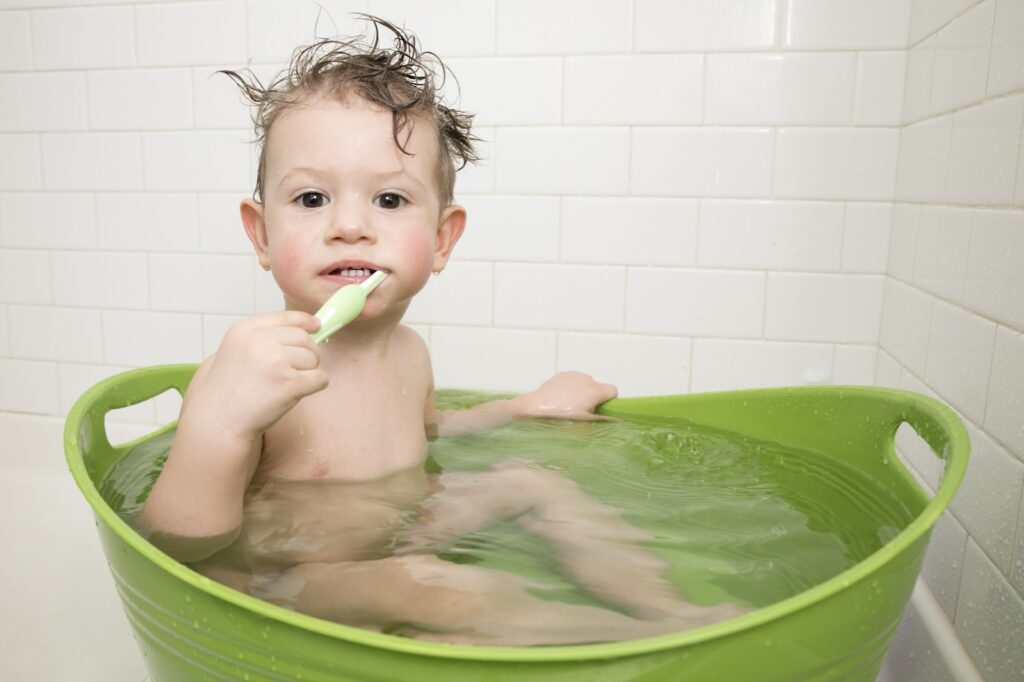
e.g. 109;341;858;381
67;364;199;483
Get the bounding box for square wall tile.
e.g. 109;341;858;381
631;128;773;198
634;0;778;51
247;1;366;62
692;339;833;392
0;73;88;132
102;310;203;366
87;69;193;131
199;193;251;255
989;0;1024;96
853;52;906;126
699;200;843;271
0;359;58;414
774;128;899;200
919;511;968;619
954;540;1024;682
454;126;494;195
895;116;953;202
497;0;631;54
626;269;764;338
950;423;1023;572
842;202;891;273
495;128;629;195
930;1;995;115
765;273;884;344
31;6;134;69
0;305;8;356
0;135;42;190
0;193;96;250
143;131;252;192
913;206;971;302
705;53;855;125
194;63;275;130
903;36;936;124
494;263;625;332
0;12;32;71
406;261;493;326
875;348;902;388
965;209;1024;329
909;0;980;45
457;195;559;262
51;251;148;309
985;326;1024;457
925;300;996;425
149;254;254;315
565;55;703;125
833;345;877;384
879;279;933;376
887;204;919;279
946;95;1024;206
784;0;911;49
0;250;51;305
96;193;200;253
447;58;561;126
9;306;103;363
42;133;144;192
430;326;556;392
368;0;495;56
562;198;697;266
136;1;246;67
557;332;691;397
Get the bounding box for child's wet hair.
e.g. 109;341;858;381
219;14;480;207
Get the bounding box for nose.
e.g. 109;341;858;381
325;198;375;244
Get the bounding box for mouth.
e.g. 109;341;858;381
319;262;383;284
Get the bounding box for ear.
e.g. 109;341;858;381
240;198;270;270
431;204;466;274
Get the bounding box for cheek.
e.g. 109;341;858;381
268;236;310;289
396;231;436;279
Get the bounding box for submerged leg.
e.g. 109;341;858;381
279;554;688;646
397;461;747;624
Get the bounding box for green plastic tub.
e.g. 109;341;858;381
65;364;969;682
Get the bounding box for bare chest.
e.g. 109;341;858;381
258;370;430;481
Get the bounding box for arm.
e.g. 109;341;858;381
138;311;327;558
434;371;617;438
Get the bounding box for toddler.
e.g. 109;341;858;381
138;16;743;645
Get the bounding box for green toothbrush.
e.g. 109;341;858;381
310;270;389;344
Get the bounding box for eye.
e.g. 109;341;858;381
375;192;405;210
296;191;327;209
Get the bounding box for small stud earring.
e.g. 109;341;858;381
431;270;440;276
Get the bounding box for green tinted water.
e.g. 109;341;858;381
102;390;917;612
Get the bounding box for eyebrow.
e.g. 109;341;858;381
277;167;428;191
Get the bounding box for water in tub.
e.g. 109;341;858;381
102;391;914;646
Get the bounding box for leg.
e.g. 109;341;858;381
399;462;746;625
278;554;688;645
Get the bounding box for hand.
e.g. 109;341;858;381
511;371;618;421
189;311;328;441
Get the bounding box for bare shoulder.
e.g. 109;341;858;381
392;325;433;378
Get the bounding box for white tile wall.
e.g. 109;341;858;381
2;2;1021;677
0;193;96;249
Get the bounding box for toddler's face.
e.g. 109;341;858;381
245;94;462;321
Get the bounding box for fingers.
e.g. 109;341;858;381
245;310;321;333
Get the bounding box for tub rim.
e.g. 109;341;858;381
64;363;969;663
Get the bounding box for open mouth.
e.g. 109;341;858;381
324;267;377;277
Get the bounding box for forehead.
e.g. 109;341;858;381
264;94;439;186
